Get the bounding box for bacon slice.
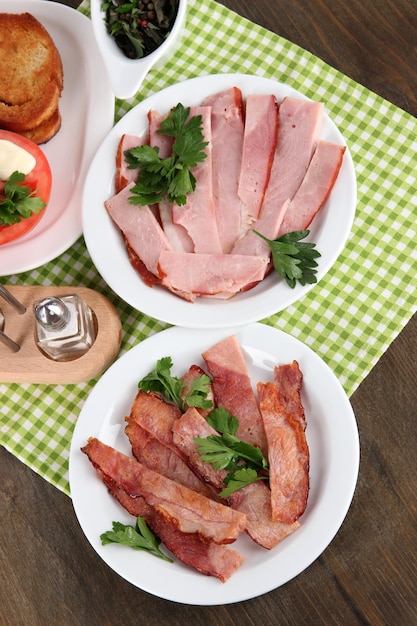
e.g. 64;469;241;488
203;87;246;253
125;420;216;499
257;369;309;524
101;475;244;582
238;94;278;223
105;182;172;279
157;251;269;301
279;140;346;236
82;438;247;545
172;106;222;254
172;407;300;549
202;335;268;455
115;133;148;193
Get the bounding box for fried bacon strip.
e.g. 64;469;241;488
172;407;300;549
257;360;309;524
202;335;268;455
82;438;246;545
100;474;245;583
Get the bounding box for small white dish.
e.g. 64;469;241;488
90;0;187;99
69;323;360;605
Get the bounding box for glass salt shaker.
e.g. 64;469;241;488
34;294;96;361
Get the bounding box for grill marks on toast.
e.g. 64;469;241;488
0;12;63;143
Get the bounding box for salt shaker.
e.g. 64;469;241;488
34;294;96;361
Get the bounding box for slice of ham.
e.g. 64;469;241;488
105;182;172;279
128;390;182;454
149;110;194;253
125;419;216;499
257;369;309;524
181;364;214;418
238;94;279;223
273;360;306;428
157;251;269;301
278;140;346;236
101;475;244;582
202;335;268;455
115;133;148;194
171;106;222;254
202;87;247;253
172;407;300;549
82;438;247;545
260;97;324;216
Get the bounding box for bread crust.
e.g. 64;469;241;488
0;12;64;143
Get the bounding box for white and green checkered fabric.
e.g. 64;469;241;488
1;0;416;496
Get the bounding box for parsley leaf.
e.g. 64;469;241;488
125;103;208;206
195;407;269;497
100;517;173;562
253;229;321;288
0;171;46;226
137;356;213;412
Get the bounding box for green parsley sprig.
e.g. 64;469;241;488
101;517;173;562
137;356;213;412
195;408;269;498
0;171;45;226
253;229;321;288
125;103;208;206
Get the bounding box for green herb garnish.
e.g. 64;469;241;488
125;103;208;206
137;356;213;412
195;407;269;498
100;517;173;562
253;229;321;288
0;171;45;226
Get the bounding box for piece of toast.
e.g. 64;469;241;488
0;12;64;144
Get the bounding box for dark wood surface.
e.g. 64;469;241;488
1;1;416;624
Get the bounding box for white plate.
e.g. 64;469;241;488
69;323;359;605
82;73;356;328
0;0;114;276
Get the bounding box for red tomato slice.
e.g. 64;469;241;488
0;130;52;245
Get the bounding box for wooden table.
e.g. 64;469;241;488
1;1;416;624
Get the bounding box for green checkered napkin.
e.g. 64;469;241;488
1;0;416;496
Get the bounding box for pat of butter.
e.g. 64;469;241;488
0;139;36;179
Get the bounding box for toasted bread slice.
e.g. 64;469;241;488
19;109;62;145
0;12;63;139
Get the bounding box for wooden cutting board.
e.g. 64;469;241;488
0;285;122;384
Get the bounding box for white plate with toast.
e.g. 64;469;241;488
0;0;114;276
69;323;360;605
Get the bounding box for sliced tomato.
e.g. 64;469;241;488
0;130;52;245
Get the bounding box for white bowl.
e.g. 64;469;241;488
90;0;187;99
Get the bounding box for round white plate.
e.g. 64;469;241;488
82;73;356;328
69;323;359;605
0;0;114;276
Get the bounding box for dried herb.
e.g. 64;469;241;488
102;0;179;59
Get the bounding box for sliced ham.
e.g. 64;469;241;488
115;133;148;194
238;94;279;222
260;97;324;216
181;364;214;418
202;335;268;455
101;475;244;582
82;438;247;545
172;407;300;549
105;182;172;279
278;140;346;236
149;110;194;253
273;360;306;428
157;251;269;301
202;88;247;253
257;375;309;524
172;106;222;254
